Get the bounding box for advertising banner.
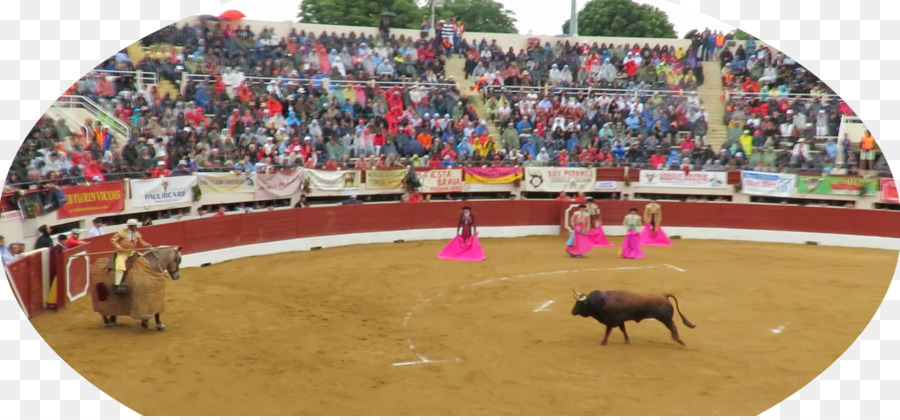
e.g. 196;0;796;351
797;175;879;196
594;181;618;190
256;168;306;198
523;167;597;192
464;167;523;184
307;169;360;190
639;170;728;189
57;183;126;219
365;169;407;190
740;171;797;197
881;178;898;203
130;176;197;207
196;172;257;194
419;169;465;193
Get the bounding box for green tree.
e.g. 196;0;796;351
432;0;518;34
298;0;426;30
562;0;676;38
731;29;758;41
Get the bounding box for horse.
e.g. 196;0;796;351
90;246;183;331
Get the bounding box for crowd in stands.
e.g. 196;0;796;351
464;38;705;91
708;35;883;173
4;19;890;193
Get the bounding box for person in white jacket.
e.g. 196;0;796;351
790;138;810;165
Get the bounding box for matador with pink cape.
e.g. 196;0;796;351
438;206;486;261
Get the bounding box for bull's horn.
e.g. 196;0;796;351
573;290;587;301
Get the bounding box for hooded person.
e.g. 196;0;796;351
598;58;617;83
285;107;301;128
34;225;53;250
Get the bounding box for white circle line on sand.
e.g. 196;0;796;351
394;263;683;367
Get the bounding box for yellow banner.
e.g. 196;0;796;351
365;169;407;190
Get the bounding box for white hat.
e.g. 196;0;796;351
126;219;139;226
70;229;80;236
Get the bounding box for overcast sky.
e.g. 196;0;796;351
209;0;736;38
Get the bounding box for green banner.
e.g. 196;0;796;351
797;176;880;196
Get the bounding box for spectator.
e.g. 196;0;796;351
860;130;876;171
341;194;363;205
0;235;14;265
34;225;53;250
65;230;89;248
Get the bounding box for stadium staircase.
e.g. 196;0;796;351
47;96;131;144
126;42;146;66
155;79;179;100
699;61;727;149
445;55;500;140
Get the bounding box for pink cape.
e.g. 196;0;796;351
438;234;486;261
620;230;645;259
587;226;614;247
639;223;673;246
566;224;593;256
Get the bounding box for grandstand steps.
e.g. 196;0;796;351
445;56;500;142
156;79;179;100
699;61;727;150
45;106;129;145
126;41;146;66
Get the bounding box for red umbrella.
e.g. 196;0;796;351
219;10;246;20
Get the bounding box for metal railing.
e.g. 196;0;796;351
483;83;700;98
181;73;459;95
55;95;131;141
90;69;159;92
48;104;92;139
724;90;844;103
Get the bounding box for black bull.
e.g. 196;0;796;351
571;290;696;346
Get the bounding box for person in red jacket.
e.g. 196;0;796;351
150;161;171;178
649;150;667;169
65;230;89;248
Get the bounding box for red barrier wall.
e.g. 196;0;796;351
6;252;44;317
74;200;900;257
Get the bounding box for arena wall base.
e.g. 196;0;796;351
179;224;899;269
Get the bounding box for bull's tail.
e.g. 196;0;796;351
664;293;696;328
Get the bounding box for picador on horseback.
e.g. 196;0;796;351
90;218;183;330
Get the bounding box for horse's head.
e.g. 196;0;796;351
145;246;183;280
167;246;183;280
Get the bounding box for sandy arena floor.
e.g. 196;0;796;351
28;235;898;416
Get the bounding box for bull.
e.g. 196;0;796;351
571;289;696;346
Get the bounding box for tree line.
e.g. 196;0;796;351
298;0;686;37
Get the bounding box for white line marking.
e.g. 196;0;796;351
393;358;461;367
770;322;791;334
533;300;555;312
472;278;496;286
402;312;412;328
663;264;686;272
